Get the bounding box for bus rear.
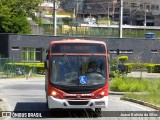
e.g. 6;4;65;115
45;39;109;112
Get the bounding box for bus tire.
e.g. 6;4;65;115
94;108;102;117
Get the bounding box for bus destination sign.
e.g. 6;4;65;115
52;43;105;53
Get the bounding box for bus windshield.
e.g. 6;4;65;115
50;55;106;86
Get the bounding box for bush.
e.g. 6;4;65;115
124;63;132;73
7;62;44;74
154;64;160;73
118;56;128;64
123;63;160;73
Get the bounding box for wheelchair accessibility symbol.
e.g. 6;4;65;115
79;76;87;85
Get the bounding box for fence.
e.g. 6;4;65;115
0;58;44;79
31;24;160;38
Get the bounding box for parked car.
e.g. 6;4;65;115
15;68;25;75
118;64;127;73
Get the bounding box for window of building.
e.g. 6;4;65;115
151;4;155;10
140;4;143;9
22;48;42;62
130;3;137;7
109;50;133;54
115;8;120;12
156;5;159;10
151;50;157;54
12;47;19;51
146;5;150;10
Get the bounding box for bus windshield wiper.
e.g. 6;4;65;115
63;54;71;72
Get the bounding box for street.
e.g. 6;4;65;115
0;78;158;120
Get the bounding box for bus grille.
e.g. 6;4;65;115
63;90;94;94
65;96;92;99
68;101;89;105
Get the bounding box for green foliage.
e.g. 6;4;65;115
63;17;72;25
7;62;44;74
123;63;160;73
146;64;155;73
7;62;44;67
124;93;160;106
110;58;120;78
97;16;111;25
110;77;160;93
0;0;43;33
124;63;132;73
118;56;128;64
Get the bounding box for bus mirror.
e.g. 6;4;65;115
44;61;48;69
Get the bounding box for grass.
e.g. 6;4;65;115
110;77;160;92
110;77;160;107
124;93;160;106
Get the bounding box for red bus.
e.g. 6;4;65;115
45;39;109;113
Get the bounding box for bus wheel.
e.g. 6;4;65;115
94;108;102;117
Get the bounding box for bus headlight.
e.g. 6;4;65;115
94;89;108;99
51;90;63;99
51;91;57;96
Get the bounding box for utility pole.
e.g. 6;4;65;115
53;0;57;36
75;0;79;22
144;3;147;26
107;3;110;25
119;0;123;38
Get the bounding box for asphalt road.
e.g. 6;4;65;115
0;78;158;120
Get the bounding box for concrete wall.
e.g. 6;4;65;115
1;33;160;63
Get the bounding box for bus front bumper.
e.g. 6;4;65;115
47;96;108;111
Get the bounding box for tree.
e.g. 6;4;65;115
0;0;43;34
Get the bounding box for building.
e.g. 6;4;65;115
60;0;160;26
123;0;160;26
1;33;160;64
39;0;160;26
37;0;73;25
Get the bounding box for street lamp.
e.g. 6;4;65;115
119;0;123;38
144;3;148;27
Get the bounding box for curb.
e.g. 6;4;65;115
0;98;11;111
109;91;125;95
121;97;160;111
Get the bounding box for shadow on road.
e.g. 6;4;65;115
13;102;100;118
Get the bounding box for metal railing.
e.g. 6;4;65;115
30;24;160;39
0;58;44;79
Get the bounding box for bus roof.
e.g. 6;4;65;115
50;39;106;45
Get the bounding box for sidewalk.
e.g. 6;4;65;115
0;75;45;81
127;71;160;79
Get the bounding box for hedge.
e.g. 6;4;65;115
6;62;44;74
6;62;160;74
124;63;160;73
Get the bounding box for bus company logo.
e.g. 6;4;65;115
76;94;81;99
